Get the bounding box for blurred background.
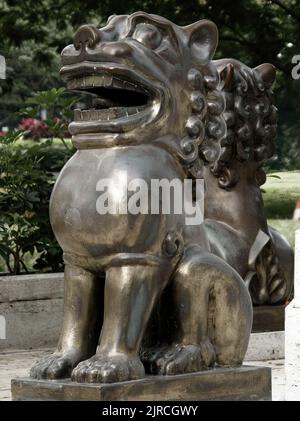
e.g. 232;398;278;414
1;0;300;168
0;0;299;274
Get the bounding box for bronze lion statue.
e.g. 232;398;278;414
30;12;256;383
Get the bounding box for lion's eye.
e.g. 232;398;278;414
132;23;162;49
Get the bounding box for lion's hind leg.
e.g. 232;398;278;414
144;245;252;375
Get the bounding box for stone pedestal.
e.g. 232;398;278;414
11;366;271;401
285;229;300;401
252;305;285;332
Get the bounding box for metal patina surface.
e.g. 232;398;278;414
27;12;281;390
204;59;294;307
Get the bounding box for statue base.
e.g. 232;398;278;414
11;366;271;401
252;305;285;332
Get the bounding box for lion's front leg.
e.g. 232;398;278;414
30;264;103;380
72;264;170;383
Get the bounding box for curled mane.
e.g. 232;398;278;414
210;59;277;189
182;61;227;181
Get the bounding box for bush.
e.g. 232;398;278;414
0;87;77;274
0;134;74;274
0;133;72;274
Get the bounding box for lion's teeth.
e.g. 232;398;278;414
112;78;125;89
103;75;113;87
74;109;81;120
68;73;147;93
73;104;148;122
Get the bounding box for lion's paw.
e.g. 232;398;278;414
30;353;80;379
142;340;216;376
71;353;145;383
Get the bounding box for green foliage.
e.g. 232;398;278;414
277;121;300;170
1;0;300;169
20;87;77;149
0;135;73;274
0;42;62;128
0;134;52;274
0;87;76;274
22;87;75;122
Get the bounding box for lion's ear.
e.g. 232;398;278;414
184;20;218;63
254;63;276;88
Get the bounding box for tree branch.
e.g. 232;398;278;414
271;0;300;22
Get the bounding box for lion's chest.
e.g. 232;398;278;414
50;145;185;258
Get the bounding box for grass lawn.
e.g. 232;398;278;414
263;171;300;248
14;137;73;147
268;219;300;248
262;171;300;219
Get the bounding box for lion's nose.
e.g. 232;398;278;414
101;43;133;58
73;24;101;50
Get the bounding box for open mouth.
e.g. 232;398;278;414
62;66;161;135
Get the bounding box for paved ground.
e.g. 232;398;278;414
247;359;285;401
0;349;285;401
